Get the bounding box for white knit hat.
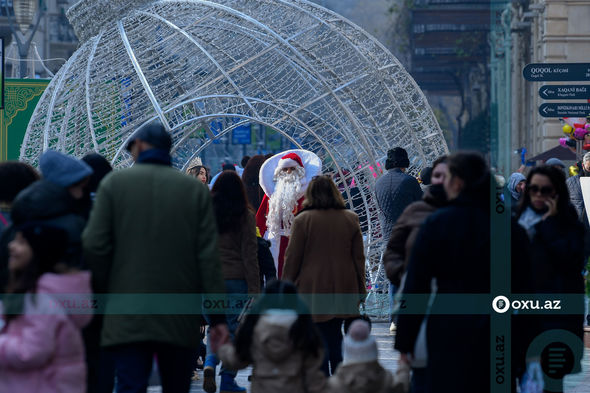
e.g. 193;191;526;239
342;319;378;365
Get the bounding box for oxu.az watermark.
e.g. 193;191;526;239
492;295;561;313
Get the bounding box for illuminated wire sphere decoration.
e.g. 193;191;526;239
21;0;448;314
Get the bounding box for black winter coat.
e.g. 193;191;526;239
394;195;491;392
394;194;530;393
514;206;585;381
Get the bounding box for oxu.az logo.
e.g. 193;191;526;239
492;296;510;313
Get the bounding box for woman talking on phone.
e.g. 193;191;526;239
515;165;585;393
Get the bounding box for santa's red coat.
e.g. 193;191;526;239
255;194;304;278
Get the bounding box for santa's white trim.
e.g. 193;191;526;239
277;157;300;170
259;149;322;197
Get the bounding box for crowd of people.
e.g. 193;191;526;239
0;119;587;393
380;150;587;393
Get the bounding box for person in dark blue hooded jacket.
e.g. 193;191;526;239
10;150;93;269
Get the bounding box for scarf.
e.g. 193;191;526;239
518;206;543;240
136;149;172;166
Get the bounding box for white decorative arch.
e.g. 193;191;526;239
21;0;448;316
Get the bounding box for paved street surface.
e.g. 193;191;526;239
145;323;590;393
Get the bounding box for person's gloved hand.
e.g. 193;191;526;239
520;361;544;393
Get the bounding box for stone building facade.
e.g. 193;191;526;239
511;0;590;167
0;0;78;78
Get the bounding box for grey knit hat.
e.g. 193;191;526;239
39;150;93;188
545;158;565;168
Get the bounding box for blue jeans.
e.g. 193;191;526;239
110;342;196;393
205;279;249;378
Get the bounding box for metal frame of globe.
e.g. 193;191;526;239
21;0;448;318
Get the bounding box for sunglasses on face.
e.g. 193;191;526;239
527;184;555;196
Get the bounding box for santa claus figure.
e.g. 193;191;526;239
256;150;322;278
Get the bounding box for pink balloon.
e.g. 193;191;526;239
560;137;568;147
574;128;588;139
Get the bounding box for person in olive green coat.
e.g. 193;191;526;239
82;120;228;393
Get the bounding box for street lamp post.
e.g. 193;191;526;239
5;0;44;78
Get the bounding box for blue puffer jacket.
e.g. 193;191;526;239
374;168;422;240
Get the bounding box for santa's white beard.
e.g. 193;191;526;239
267;170;304;238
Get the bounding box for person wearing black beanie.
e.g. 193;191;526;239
385;147;410;170
375;147;422;334
375;147;422;240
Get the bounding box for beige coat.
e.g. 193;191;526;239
218;312;328;393
282;208;366;323
328;361;409;393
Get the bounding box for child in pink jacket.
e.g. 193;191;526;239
0;222;92;393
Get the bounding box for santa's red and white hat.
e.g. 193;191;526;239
259;149;322;197
276;152;304;170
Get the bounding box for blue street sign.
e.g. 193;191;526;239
539;85;590;99
232;124;252;145
524;63;590;82
538;103;590;118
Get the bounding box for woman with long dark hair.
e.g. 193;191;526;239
203;171;259;393
241;155;267;212
283;175;366;376
219;280;327;393
515;165;585;393
187;165;210;185
394;152;495;393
